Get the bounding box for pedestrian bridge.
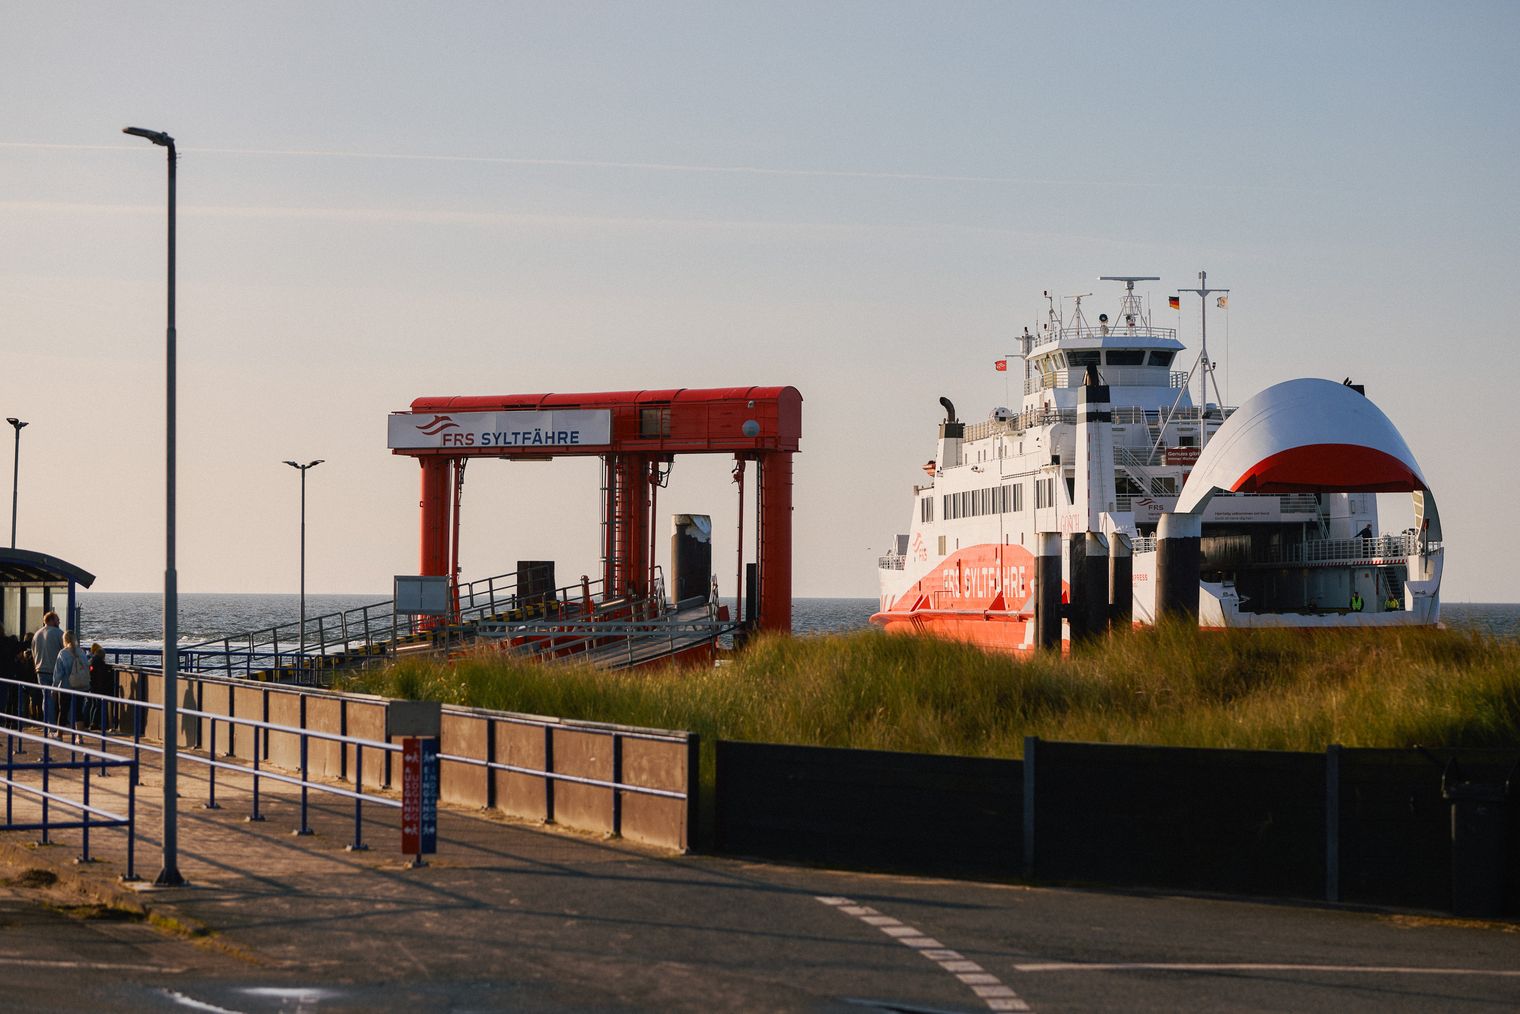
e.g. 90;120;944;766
109;564;736;685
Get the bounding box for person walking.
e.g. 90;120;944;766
32;611;63;730
0;633;17;727
87;642;113;731
52;631;88;732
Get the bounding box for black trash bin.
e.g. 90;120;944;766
1442;762;1511;918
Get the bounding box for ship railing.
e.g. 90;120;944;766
1114;445;1163;468
962;409;1077;442
1024;369;1191;395
1028;324;1178;349
1266;533;1428;565
1129;533;1440;564
878;553;906;571
1112;491;1323;514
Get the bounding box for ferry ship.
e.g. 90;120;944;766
872;274;1444;650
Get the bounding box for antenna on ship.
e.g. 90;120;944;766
1067;292;1094;333
1177;270;1230;418
1099;276;1160;331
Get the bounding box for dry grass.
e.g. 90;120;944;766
338;623;1520;758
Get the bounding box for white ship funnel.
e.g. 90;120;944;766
1075;366;1116;532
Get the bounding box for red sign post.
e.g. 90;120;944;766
401;737;438;864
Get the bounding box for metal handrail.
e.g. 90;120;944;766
0;676;404;851
2;723;138;876
163;569;620;683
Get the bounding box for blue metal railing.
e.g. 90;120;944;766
0;677;403;856
1;725;138;878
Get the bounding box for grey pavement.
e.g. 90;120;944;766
2;731;1517;1012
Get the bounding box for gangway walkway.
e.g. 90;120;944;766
123;565;737;684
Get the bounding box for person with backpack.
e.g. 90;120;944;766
52;631;89;732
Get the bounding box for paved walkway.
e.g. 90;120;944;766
3;728;1518;1013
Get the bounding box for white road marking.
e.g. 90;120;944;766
0;956;184;972
1014;961;1520;977
160;989;246;1014
818;895;1032;1012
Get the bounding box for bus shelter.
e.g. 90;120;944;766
0;548;96;640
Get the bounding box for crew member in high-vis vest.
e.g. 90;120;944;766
1350;590;1364;612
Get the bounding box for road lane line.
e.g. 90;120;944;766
0;956;185;972
818;895;1032;1012
1014;961;1520;977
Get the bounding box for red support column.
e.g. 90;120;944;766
615;453;652;601
756;451;793;632
601;454;618;599
419;456;451;577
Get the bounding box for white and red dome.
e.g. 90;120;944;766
1177;378;1427;514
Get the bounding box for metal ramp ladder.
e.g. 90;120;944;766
178;568;605;684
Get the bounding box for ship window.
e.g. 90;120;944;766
920;497;934;523
1067;350;1100;368
1106;350;1145;366
1152;477;1177;495
937;535;946;556
1147;350;1176;367
1065;477;1075;502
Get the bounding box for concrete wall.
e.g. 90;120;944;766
113;671;697;852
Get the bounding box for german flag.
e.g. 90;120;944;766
1168;295;1181;310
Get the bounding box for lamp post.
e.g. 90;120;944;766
283;460;323;672
122;125;183;888
6;418;26;548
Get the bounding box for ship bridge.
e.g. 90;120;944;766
1021;277;1191;411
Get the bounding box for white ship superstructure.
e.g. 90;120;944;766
873;274;1443;649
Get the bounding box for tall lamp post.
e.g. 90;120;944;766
122;125;183;888
283;460;323;672
6;418;27;548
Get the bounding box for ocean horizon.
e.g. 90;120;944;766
73;591;1520;648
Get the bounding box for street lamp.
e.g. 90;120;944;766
6;418;27;548
123;125;183;888
283;460;324;671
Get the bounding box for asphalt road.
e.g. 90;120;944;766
5;835;1518;1013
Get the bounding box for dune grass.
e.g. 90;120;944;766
337;623;1520;758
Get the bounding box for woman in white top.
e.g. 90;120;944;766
51;631;88;729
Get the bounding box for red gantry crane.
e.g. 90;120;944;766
389;387;803;632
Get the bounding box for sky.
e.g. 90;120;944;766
2;1;1517;602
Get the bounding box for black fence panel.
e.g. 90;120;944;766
1336;748;1519;912
714;740;1021;878
1029;739;1326;898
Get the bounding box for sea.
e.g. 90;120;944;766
71;592;1520;648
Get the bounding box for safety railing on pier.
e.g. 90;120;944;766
478;600;736;668
172;568;618;683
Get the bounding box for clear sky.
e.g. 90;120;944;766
2;1;1516;601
